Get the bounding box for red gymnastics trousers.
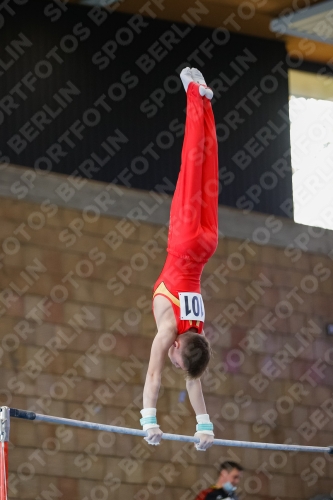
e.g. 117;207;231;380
153;82;219;335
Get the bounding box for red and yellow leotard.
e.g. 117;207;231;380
152;82;219;335
153;254;205;335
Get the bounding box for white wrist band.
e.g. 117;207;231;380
140;408;160;432
195;413;214;436
141;408;156;418
196;414;211;424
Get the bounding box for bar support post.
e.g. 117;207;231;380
0;407;10;500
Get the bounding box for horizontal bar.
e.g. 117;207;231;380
8;408;333;454
9;408;35;420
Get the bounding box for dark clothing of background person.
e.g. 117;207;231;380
195;486;239;500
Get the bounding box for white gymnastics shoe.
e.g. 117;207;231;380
180;67;194;92
191;68;213;100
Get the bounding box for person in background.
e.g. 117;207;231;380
195;461;244;500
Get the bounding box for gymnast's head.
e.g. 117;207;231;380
168;331;211;379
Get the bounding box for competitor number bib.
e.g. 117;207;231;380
179;292;205;322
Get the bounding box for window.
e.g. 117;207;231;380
289;69;333;230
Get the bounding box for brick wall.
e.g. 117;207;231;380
1;194;333;500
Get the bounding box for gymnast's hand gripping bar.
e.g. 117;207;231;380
4;407;333;454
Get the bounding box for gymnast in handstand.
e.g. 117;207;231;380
140;68;218;451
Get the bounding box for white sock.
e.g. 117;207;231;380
191;68;213;100
191;68;206;86
180;67;194;92
202;87;214;100
199;85;207;97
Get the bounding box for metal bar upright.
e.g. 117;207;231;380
0;407;10;500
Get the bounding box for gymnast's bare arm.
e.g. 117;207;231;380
143;295;177;408
142;295;178;443
186;377;214;450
